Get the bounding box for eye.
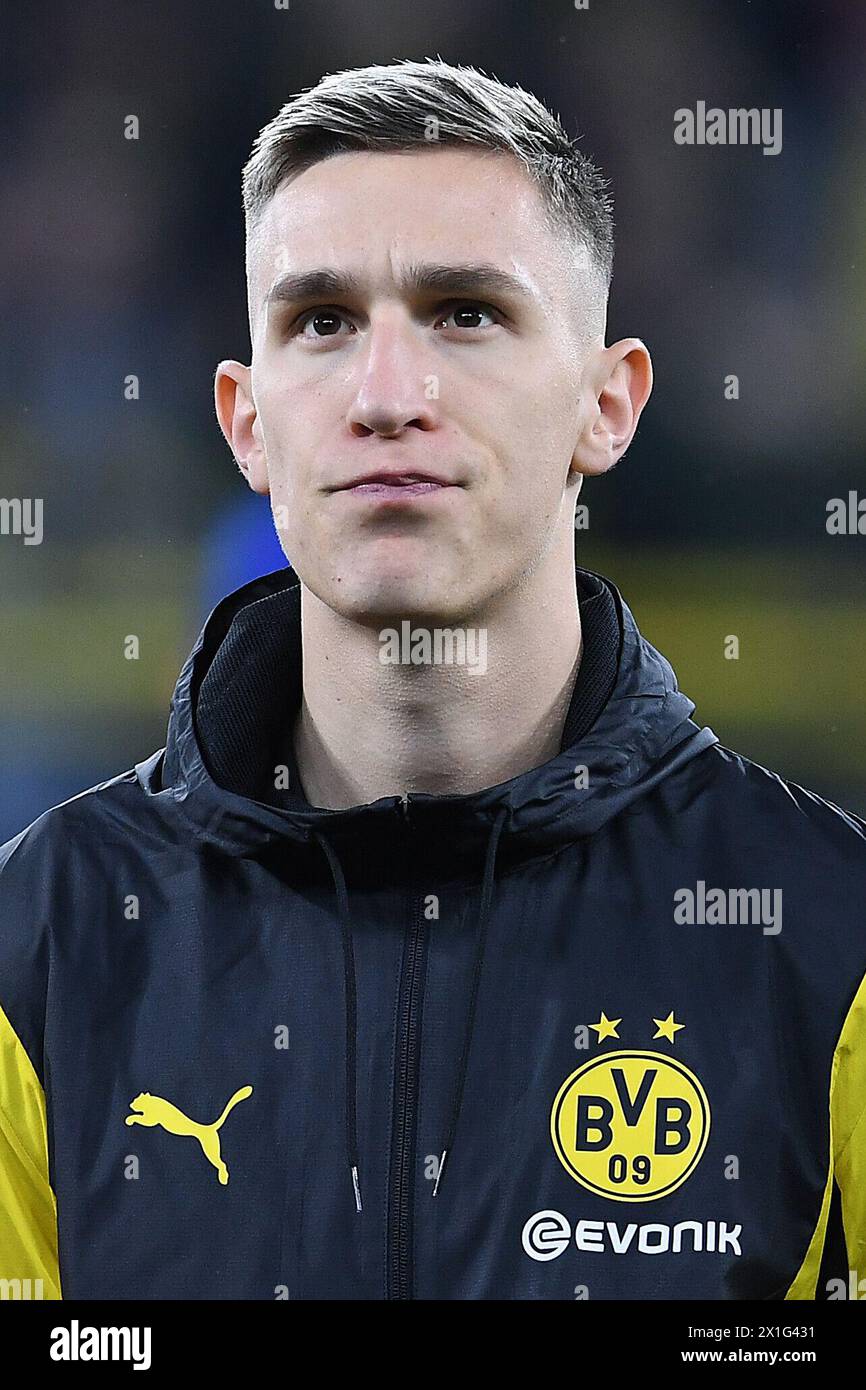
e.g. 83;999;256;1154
434;301;499;331
295;308;355;341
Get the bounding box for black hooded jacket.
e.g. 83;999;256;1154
1;557;865;1300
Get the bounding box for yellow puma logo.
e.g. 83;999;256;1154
125;1085;253;1185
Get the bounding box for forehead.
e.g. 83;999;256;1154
249;146;584;307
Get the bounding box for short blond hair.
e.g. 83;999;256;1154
241;57;614;287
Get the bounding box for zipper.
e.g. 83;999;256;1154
387;794;428;1300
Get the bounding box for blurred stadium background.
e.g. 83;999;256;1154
2;0;865;838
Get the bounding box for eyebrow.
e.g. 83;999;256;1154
262;262;537;311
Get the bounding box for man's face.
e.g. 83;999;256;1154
240;147;603;626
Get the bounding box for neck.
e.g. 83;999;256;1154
293;532;582;809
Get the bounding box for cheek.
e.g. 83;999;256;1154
495;414;572;501
255;392;307;498
490;364;576;449
258;369;337;472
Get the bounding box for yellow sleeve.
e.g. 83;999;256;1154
0;1001;61;1299
832;969;866;1275
786;966;866;1299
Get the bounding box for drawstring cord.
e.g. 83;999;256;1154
432;805;507;1197
314;803;508;1214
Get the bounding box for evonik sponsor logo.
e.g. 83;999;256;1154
521;1209;743;1262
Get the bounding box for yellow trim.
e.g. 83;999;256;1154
786;966;866;1299
784;1158;833;1299
0;1001;61;1299
830;966;866;1277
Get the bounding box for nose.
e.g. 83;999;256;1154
346;312;438;438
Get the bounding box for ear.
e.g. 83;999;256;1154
570;338;653;479
214;360;270;495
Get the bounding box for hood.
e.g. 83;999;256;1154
134;544;718;1209
139;546;718;871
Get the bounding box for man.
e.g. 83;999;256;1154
2;58;865;1302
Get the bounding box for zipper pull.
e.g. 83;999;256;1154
399;790;411;824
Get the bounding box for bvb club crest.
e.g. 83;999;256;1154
550;1014;710;1203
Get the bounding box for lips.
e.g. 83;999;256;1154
336;470;454;491
331;469;461;502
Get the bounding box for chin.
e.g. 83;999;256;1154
333;577;458;629
320;538;462;625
